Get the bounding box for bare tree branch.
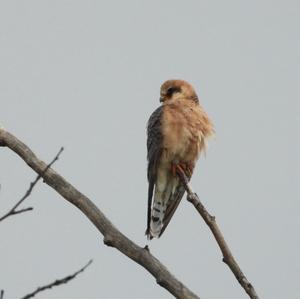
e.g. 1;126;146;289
0;147;64;223
176;169;260;299
0;290;4;299
21;260;92;299
0;129;200;299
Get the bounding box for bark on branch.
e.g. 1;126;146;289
176;170;260;299
0;129;199;299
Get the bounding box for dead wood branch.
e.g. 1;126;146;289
0;129;200;299
176;169;260;299
21;260;92;299
0;147;64;222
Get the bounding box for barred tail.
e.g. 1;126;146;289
150;192;166;238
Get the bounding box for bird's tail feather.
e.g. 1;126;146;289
150;193;165;238
150;176;179;238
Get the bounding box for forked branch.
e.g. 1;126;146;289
0;129;199;299
0;147;64;223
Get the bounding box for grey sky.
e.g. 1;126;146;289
1;1;299;298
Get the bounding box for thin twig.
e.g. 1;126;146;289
176;169;260;299
0;128;200;299
21;260;92;299
0;147;64;223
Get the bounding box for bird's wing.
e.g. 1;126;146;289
146;106;163;236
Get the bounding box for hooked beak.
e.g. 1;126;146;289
159;97;164;103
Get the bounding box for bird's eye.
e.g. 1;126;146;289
166;87;181;96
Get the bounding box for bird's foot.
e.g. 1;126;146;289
171;163;190;177
186;163;193;178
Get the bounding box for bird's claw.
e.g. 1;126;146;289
171;163;192;178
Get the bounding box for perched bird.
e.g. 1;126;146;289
146;80;214;239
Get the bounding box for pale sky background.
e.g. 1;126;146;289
0;1;299;298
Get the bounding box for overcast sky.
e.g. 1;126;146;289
1;1;299;298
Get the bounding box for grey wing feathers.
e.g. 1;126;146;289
146;106;163;236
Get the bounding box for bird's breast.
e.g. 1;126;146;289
161;102;205;165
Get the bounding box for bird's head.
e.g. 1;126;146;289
159;80;198;104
